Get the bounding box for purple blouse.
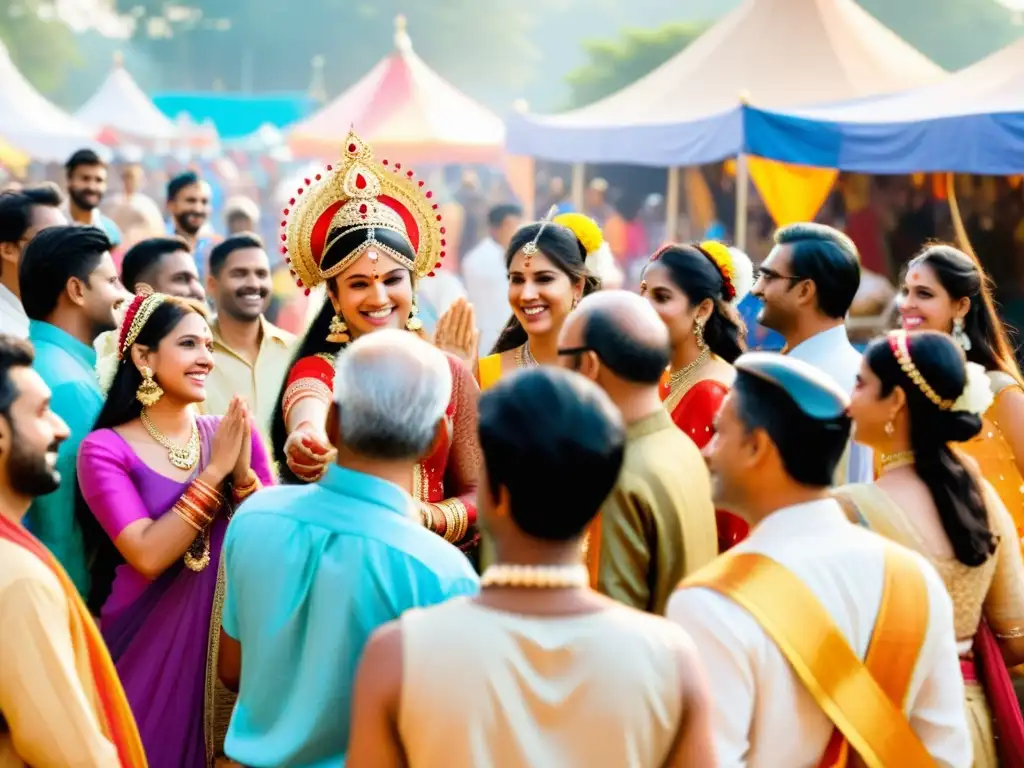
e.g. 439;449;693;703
77;415;274;620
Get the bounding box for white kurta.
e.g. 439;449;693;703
0;284;28;338
667;500;971;768
788;324;873;484
461;237;510;355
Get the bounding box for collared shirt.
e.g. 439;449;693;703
199;316;295;439
461;236;510;354
0;537;119;767
787;324;873;484
63;204;122;247
221;464;479;768
667;499;970;768
25;321;103;597
0;284;27;339
595;408;717;615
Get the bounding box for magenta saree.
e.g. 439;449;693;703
77;416;273;768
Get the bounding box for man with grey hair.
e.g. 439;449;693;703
217;330;479;768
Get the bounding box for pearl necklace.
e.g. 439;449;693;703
515;341;538;369
481;564;590;589
668;347;710;395
880;451;915;473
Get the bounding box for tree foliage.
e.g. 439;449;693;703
563;23;706;109
0;1;78;95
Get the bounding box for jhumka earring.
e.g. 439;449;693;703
953;317;972;352
136;366;164;407
327;315;350;344
407;297;424;332
694;320;707;351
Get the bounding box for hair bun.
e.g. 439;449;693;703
932;409;983;444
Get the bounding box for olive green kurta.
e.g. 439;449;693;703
593;408;718;615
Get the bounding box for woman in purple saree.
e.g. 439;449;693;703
76;292;274;768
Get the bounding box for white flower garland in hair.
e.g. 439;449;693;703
953;362;994;416
96;350;121;395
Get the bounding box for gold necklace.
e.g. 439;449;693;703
515;341;538;369
880;450;915;473
481;564;590;589
141;410;200;470
668;347;710;395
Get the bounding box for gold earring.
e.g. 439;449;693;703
884;420;895;437
136;366;164;407
326;315;350;343
694;321;706;351
406;297;423;332
571;296;579;310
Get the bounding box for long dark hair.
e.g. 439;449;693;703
908;244;1022;382
76;297;208;612
645;244;746;363
491;222;601;355
865;331;995;567
270;224;417;484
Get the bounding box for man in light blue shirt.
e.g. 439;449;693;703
20;226;126;596
219;330;479;768
750;222;871;484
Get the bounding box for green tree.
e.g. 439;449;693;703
1;1;79;96
562;23;706;109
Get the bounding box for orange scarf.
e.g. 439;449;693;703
0;514;147;767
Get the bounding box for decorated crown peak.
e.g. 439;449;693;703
342;130;374;163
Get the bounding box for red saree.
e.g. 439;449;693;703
659;374;748;552
0;515;147;768
284;350;480;545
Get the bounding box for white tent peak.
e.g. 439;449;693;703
394;14;412;54
75;59;177;141
0;38;101;162
534;0;945;127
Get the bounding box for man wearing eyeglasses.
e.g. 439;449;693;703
557;290;717;615
750;222;870;484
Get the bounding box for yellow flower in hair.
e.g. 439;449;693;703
699;241;735;283
554;213;604;255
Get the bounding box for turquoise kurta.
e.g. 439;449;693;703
26;319;103;598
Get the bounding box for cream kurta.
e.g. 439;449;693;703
0;538;118;767
667;500;971;767
397;597;689;768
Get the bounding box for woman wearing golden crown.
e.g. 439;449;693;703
269;131;480;549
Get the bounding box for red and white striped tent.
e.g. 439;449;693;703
288;15;504;165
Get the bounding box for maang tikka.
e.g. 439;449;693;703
521;205;559;267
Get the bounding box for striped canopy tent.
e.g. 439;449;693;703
75;53;178;144
288;15;504;165
0;39;102;163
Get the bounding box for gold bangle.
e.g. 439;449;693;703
191;477;224;505
440;503;456;542
232;470;261;503
450;499;469;542
182;488;216;519
437;499;468;543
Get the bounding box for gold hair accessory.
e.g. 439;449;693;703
281;129;443;295
888;331;956;410
521;205;559;266
135;367;164;407
118;289;168;360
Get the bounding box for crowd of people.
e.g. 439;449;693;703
1;128;1024;767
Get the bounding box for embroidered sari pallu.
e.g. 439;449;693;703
684;546;933;767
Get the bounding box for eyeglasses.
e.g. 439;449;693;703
755;266;806;284
556;346;592;357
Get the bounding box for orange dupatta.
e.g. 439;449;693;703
0;515;147;768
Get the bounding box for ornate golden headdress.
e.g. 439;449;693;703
281;129;444;294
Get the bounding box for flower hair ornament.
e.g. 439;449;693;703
887;330;994;416
96;288;168;395
280;129;443;295
694;241;754;306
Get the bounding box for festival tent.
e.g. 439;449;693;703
75;53;178;143
506;0;945;167
0;40;102;163
742;36;1024;175
288;15;505;164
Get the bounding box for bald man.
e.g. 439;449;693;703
559;291;717;614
